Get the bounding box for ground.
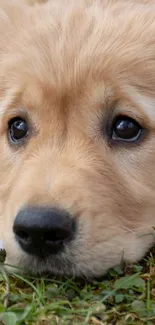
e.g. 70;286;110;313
0;249;154;325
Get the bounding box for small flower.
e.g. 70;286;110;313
0;240;6;263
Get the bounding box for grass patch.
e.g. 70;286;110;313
0;250;154;325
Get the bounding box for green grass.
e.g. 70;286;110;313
0;250;154;325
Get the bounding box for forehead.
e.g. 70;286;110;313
1;0;155;115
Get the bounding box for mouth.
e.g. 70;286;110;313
17;246;78;277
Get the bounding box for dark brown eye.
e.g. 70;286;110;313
8;117;28;143
111;116;142;142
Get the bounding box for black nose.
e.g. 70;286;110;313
13;206;75;258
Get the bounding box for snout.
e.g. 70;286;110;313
13;206;76;258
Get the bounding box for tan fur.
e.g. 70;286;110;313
0;0;154;277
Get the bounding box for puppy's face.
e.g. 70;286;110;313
0;0;154;277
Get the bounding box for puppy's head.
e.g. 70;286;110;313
0;0;154;277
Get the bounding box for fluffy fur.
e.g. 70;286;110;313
0;0;154;277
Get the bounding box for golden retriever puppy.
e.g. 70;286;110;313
0;0;154;278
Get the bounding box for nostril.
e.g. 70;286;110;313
16;230;30;241
44;228;73;243
14;226;72;245
14;223;74;243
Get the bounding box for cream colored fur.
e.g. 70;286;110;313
0;0;154;277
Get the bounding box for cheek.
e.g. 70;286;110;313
0;143;28;229
112;147;155;226
114;139;155;189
